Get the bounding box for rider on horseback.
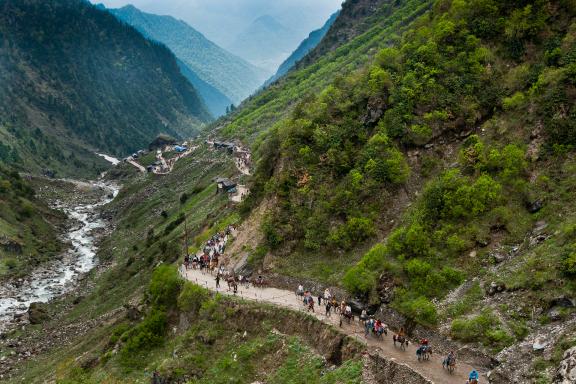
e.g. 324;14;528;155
374;319;386;337
468;370;479;383
443;350;455;367
296;284;304;296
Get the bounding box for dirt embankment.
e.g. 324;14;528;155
363;352;432;384
176;300;433;383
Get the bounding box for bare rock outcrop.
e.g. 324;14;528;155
554;346;576;384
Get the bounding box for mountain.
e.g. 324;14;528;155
220;0;576;381
107;5;268;115
7;1;576;383
0;0;211;177
227;15;301;73
267;11;340;85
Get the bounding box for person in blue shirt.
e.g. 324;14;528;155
468;369;479;382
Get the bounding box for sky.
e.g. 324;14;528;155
93;0;343;48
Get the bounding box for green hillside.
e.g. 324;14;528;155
4;1;576;383
223;0;576;380
0;168;65;280
0;0;211;177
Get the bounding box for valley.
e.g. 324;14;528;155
0;0;576;383
0;178;118;333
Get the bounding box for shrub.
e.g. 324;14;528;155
342;264;377;296
451;310;499;342
404;259;432;277
343;246;392;296
149;265;182;308
19;199;35;218
262;217;284;249
361;134;410;184
407;124;433;145
388;223;431;259
446;234;467;254
178;282;209;314
164;213;185;235
121;309;167;360
328;217;376;249
502;91;526;110
395;295;438;326
4;257;18;270
562;250;576;276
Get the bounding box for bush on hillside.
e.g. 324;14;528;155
394;295;438;326
178;282;209;314
148;265;182;308
120;308;167;362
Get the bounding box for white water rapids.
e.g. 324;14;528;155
0;181;119;332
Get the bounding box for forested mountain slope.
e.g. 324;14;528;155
108;5;268;115
214;0;429;140
0;0;210;177
219;0;576;381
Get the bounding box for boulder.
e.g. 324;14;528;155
27;302;50;324
551;297;574;308
527;199;544;213
532;336;548;351
123;304;142;321
348;298;365;314
554;346;576;383
363;96;386;125
487;282;506;296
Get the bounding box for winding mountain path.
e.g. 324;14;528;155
127;159;146;173
180;266;489;384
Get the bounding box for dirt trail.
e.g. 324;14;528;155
127;159;146;173
181;267;488;384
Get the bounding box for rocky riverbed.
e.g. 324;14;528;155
0;179;119;333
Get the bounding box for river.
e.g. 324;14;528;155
0;180;119;332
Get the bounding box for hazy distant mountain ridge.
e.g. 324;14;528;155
109;5;268;111
228;15;302;73
0;0;210;176
267;10;340;85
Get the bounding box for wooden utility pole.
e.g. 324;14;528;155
184;213;190;257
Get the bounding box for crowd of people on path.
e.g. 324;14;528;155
296;282;481;382
181;226;481;383
183;225;234;273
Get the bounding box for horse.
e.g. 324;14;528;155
239;275;249;288
373;324;387;340
252;277;266;288
416;345;433;361
339;311;353;327
307;300;315;313
467;380;478;384
209;259;218;274
226;276;236;290
393;334;408;350
443;355;456;374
